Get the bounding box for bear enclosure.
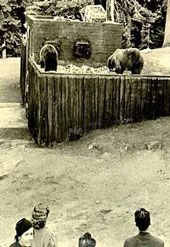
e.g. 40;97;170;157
20;15;170;147
27;60;170;146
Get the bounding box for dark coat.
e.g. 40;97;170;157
9;241;22;247
124;232;164;247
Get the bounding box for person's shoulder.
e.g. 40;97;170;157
124;235;138;246
149;234;164;245
124;235;138;242
9;242;22;247
43;226;54;235
42;227;56;241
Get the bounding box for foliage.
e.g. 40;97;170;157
0;0;168;56
113;0;167;48
0;0;26;56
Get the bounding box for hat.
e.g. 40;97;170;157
32;203;50;229
16;218;32;237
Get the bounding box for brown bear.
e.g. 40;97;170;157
39;44;58;72
107;48;144;74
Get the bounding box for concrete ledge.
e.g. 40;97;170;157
0;103;27;128
0;103;22;108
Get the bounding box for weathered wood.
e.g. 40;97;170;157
54;76;62;143
20;42;27;104
27;60;170;147
39;75;49;146
83;76;92;132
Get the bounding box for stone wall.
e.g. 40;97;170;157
26;15;123;66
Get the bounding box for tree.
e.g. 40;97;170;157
163;0;170;46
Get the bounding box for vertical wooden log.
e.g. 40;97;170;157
92;76;99;129
106;0;111;21
76;76;84;134
97;76;106;128
64;75;71;139
133;77;141;121
54;76;62;143
61;75;69;141
166;78;170;115
20;42;27;104
83;76;91;132
47;76;54;145
39;75;49;146
113;76;121;122
119;76;125;122
167;78;170;115
105;77;114;127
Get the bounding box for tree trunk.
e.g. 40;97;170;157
163;0;170;46
106;0;114;21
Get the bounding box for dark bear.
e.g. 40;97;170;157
107;48;144;74
39;44;58;72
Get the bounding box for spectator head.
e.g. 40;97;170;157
32;203;50;229
15;218;33;246
79;232;96;247
134;208;151;231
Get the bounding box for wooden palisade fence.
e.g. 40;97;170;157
27;59;170;147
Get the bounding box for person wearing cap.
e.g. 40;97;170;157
123;208;164;247
9;218;33;247
31;203;57;247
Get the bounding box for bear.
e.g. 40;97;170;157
39;44;58;72
107;48;144;74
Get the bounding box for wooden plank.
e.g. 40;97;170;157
39;75;49;146
20;43;27;104
113;77;122;122
104;77;114;127
54;76;62;143
60;76;68;141
47;76;54;145
83;76;91;132
140;77;148;119
166;78;170;115
133;77;141;121
91;77;98;129
97;76;106;128
120;76;126;123
75;76;84;135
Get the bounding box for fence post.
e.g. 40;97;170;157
119;76;124;122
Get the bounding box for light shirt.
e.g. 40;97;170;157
32;227;57;247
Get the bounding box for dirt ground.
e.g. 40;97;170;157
1;47;170;247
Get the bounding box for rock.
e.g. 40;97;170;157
100;209;112;214
87;143;99;150
145;141;162;150
101;152;110;158
95;200;100;204
87;144;94;150
0;141;11;149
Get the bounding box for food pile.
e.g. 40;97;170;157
38;63;113;74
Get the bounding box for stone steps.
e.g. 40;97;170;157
0;103;31;141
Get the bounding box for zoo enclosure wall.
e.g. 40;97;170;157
26;15;123;65
28;59;170;147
